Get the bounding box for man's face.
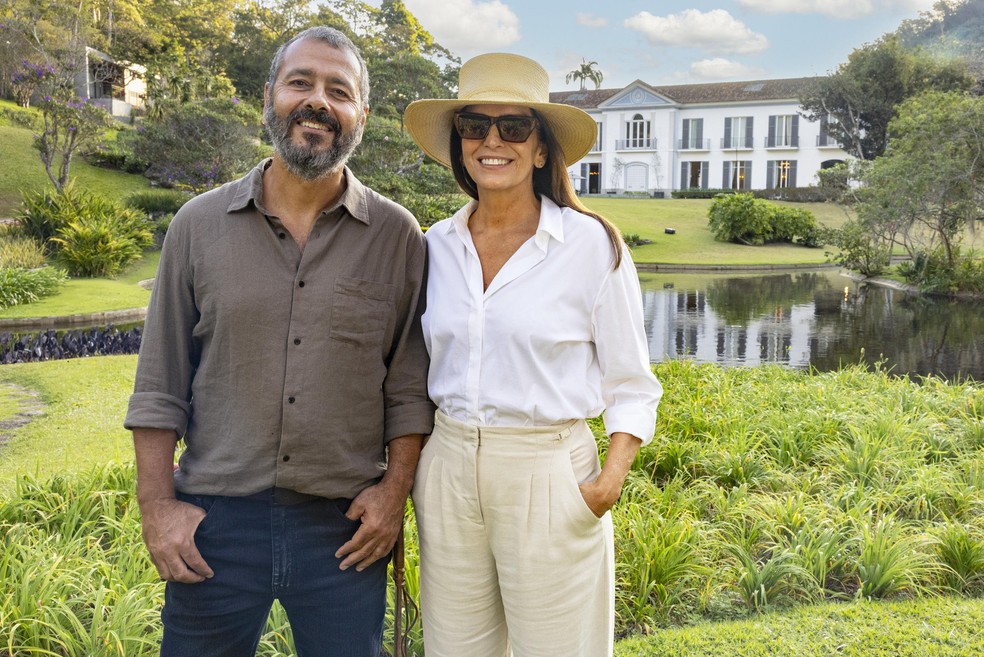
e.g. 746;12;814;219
264;38;368;180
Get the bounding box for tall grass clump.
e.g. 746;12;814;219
123;189;190;217
0;228;45;269
0;265;67;309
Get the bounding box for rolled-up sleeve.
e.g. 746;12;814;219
382;233;436;441
123;210;200;436
592;250;662;445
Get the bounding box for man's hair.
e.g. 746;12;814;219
266;26;370;110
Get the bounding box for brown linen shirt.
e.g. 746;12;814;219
124;160;435;499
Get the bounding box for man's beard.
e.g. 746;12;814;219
265;105;363;180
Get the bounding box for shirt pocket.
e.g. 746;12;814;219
329;277;396;349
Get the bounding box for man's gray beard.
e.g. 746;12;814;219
265;105;363;180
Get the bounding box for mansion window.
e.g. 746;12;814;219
723;160;752;191
624;113;652;148
680;118;704;150
767;114;799;148
767;160;797;189
681;161;709;189
724;116;754;149
593;121;603;152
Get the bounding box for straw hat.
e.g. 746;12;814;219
404;53;597;168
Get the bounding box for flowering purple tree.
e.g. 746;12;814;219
35;88;113;191
11;60;56;107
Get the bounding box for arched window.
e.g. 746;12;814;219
625;113;651;148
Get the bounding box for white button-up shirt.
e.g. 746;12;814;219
422;196;662;444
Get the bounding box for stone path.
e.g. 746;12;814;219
0;383;45;448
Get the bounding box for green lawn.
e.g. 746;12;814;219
615;597;984;656
582;196;854;266
0;250;157;320
0;355;136;491
0;100;152;217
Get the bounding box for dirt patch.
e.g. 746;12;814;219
0;383;46;448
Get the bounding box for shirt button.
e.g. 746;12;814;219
293;338;301;345
298;281;305;288
288;396;295;404
278;232;286;239
282;455;290;462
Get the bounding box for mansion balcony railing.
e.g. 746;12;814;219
816;135;843;148
616;138;658;150
678;138;711;151
720;139;754;150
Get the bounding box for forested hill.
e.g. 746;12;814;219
895;0;984;77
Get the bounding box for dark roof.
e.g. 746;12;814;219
550;77;818;109
549;88;620;109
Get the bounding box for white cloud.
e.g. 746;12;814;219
737;0;936;19
576;12;608;28
625;10;769;55
688;58;767;81
403;0;521;52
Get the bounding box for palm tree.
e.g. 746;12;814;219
565;59;603;91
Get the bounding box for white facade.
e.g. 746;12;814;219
551;78;849;196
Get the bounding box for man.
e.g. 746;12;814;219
124;26;434;657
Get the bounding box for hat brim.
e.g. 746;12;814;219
404;99;597;169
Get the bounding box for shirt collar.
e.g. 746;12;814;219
445;196;566;251
226;158;371;225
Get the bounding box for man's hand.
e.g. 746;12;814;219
335;480;406;571
132;427;213;584
140;497;214;583
335;433;423;572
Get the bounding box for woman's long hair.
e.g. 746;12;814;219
449;108;624;269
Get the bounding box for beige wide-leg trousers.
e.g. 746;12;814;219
412;411;615;657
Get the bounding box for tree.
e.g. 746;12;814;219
221;0;315;100
36;91;114;191
131;97;264;193
800;36;973;160
565;59;603;90
855;90;984;282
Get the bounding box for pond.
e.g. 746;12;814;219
4;268;983;381
640;268;984;381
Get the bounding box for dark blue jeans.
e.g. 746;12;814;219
160;490;387;657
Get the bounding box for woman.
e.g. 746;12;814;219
404;53;663;657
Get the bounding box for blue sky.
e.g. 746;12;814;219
389;0;940;89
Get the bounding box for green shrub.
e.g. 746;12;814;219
0;232;45;269
708;193;825;247
0;266;67;309
16;183;153;276
708;193;774;245
1;105;40;130
83;130;147;174
671;188;738;199
131;98;264;192
827;220;890;276
770;205;823;247
51;210;153;278
124;189;192;217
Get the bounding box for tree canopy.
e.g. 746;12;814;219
800;35;973;160
566;59;604;90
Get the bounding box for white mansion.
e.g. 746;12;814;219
550;77;849;196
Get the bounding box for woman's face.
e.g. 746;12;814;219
458;104;548;197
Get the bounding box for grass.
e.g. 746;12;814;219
0;355;136;490
0;250;157;320
582;196;854;266
613;597;984;656
1;356;982;655
0;101;152;218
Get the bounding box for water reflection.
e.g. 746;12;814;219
640;269;984;381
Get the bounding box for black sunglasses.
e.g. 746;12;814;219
454;111;539;143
